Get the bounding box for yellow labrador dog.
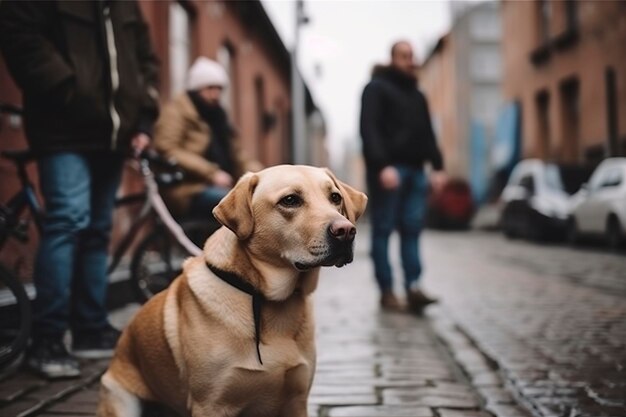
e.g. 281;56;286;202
97;165;367;417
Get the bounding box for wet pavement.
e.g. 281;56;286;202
423;231;626;417
0;225;623;416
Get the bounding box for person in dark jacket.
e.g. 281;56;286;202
360;40;445;314
0;0;159;378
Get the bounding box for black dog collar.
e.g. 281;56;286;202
206;262;264;365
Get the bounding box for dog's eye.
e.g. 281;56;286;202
279;194;302;208
330;192;342;204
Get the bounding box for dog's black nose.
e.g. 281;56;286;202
328;219;356;242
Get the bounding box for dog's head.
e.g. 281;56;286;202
213;165;367;271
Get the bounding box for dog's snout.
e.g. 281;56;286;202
328;219;356;242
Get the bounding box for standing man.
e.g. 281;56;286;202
0;0;159;378
360;40;445;314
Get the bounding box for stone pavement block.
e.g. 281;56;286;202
310;385;376;396
326;405;434;417
476;386;516;405
383;393;480;409
470;371;501;387
44;401;97;414
383;384;476;400
437;410;492;417
485;403;537;417
0;399;42;417
308;394;379;406
312;376;431;388
61;388;99;405
22;379;86;402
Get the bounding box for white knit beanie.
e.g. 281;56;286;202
186;57;229;90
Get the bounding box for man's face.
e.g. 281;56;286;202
198;85;223;105
391;43;415;75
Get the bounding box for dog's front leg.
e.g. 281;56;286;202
97;372;142;417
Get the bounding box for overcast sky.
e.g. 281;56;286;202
261;0;461;166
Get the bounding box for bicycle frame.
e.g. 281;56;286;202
106;158;201;275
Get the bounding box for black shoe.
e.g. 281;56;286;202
26;337;81;379
72;324;121;359
407;288;438;314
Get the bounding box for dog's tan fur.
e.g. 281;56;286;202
97;165;367;417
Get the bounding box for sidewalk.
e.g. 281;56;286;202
0;226;530;417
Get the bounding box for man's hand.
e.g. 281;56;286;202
379;166;400;190
213;170;234;188
131;133;151;157
430;171;448;192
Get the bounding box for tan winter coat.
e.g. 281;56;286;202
153;93;261;215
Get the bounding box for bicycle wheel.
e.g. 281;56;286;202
0;263;31;370
130;229;190;303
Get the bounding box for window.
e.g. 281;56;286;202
470;47;501;82
471;87;502;129
559;77;580;162
565;0;578;31
469;6;501;41
217;44;237;121
605;67;619;157
600;168;623;188
538;0;552;43
536;90;551;158
169;2;192;96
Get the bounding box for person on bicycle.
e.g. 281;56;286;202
0;0;159;378
154;57;261;220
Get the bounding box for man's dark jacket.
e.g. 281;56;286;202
360;65;443;173
0;0;159;153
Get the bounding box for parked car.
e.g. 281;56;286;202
426;177;474;230
500;159;570;240
567;157;626;249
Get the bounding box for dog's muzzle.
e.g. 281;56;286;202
326;219;356;267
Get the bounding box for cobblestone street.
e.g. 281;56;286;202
0;225;624;417
422;230;626;417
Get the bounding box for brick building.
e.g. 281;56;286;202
420;1;502;202
502;0;626;165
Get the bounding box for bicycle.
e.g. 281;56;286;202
0;104;35;370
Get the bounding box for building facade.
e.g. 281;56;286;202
501;0;626;165
420;1;502;202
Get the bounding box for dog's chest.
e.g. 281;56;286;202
216;338;313;415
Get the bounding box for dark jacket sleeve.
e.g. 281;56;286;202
132;1;160;138
420;93;444;171
0;1;74;102
360;81;390;172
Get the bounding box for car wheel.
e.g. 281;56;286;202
605;216;624;251
566;217;579;246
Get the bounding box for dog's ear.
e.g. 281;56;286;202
212;172;259;240
324;168;368;223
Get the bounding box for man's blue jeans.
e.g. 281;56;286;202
367;165;428;293
33;152;124;339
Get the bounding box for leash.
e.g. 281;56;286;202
206;262;264;365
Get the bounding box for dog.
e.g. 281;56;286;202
97;165;367;417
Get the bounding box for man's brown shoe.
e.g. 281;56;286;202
407;288;438;314
380;291;405;312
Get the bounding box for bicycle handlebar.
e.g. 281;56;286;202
137;149;185;187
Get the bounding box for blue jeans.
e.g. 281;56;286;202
33;152;124;339
187;186;230;219
367;165;428;293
